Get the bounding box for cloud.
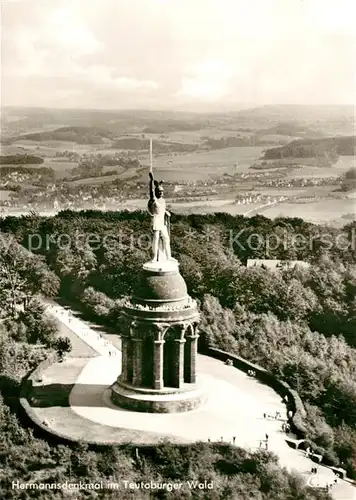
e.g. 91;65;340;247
176;60;238;101
6;60;158;92
80;66;158;91
42;4;102;56
2;0;159;102
2;0;355;108
2;2;102;77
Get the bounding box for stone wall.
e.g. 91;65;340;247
204;346;307;438
21;352;59;396
19;354;82;445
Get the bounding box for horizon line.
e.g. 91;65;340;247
2;103;355;114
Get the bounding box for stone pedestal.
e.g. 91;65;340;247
111;259;204;413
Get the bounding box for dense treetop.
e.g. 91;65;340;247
3;209;353;477
263;136;355;160
0;154;44;165
0;225;333;499
12;126;115;145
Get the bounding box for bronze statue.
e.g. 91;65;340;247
148;172;172;262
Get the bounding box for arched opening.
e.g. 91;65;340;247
163;338;175;387
141;337;154;387
184;323;194;383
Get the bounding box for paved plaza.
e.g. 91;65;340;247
70;354;285;449
30;302;356;500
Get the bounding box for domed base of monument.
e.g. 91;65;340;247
124;259;200;321
132;259;189;308
111;378;206;413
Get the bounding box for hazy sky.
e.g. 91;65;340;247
2;0;355;109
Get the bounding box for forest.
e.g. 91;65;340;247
13;127;115;145
3;210;353;475
341;167;356;192
0;166;54;178
263;136;355;160
0;230;334;498
0;154;44;165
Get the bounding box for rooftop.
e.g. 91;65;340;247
247;259;310;271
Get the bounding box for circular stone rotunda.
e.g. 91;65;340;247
111;259;205;413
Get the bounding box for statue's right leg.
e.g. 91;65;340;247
161;227;171;259
152;231;159;261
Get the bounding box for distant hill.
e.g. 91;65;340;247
230;105;354;137
233;104;354;121
256;121;325;138
3;105;354;141
13;126;115;144
142;119;206;134
112;137;198;152
263;136;355;160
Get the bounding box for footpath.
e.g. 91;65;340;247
43;299;120;358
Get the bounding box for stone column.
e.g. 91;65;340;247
185;334;199;384
120;337;128;381
153;340;165;390
132;338;143;386
172;338;186;388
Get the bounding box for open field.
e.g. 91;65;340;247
69;173;120;185
286;156;354;179
0;190;12;201
0;159;78;180
255;198;355;223
11;140;95;156
1;145;30;155
133;146;264;183
2;191;354;227
48;146;265;185
2;107;355;226
166;197;355;226
171;200;259;215
144;146;264;169
140;128;291;144
42;159;77;177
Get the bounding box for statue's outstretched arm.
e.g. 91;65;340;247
149;172;155;200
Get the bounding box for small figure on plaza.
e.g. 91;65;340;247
148;171;174;262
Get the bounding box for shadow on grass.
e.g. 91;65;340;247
0;374;21;411
29;383;111;408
